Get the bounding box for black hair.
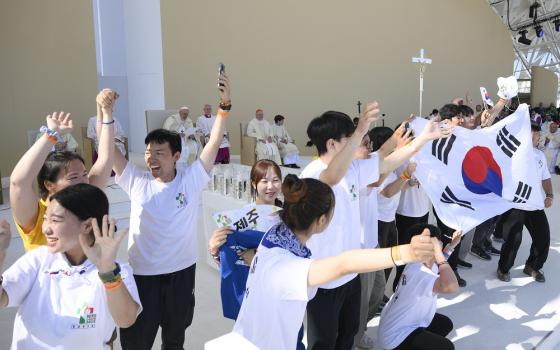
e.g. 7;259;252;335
531;122;541;132
306;111;356;155
352;117;360;126
145;129;182;155
404;223;441;243
38;151;86;199
280;174;335;232
458;105;474;117
50;183;109;238
368;126;394;152
439;104;460;120
431;109;439;115
274;114;285;124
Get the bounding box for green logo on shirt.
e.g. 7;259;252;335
71;303;96;329
176;192;187;208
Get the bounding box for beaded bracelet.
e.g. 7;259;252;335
39;126;64;144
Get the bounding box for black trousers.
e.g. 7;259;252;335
394;313;454;350
120;264;196;350
472;216;500;250
378;220;398;280
393;213;429;291
306;275;361;350
498;209;550;273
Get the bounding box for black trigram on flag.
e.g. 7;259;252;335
496;127;520;158
431;134;456;165
440;186;474;211
513;181;532;203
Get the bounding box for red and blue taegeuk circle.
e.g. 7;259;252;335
461;146;503;196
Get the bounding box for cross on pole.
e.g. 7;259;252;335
412;49;432;117
357;100;362;114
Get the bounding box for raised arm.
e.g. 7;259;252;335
380;163;416;198
432;235;459;294
10;112;72;231
308;228;434;287
199;73;230;173
89;90;116;187
319;102;380;186
80;216;139;328
378;120;452;174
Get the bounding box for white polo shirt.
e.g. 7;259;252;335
300;155;380;289
2;247;141;350
115;160;210;275
377;172;401;223
233;245;316;350
377;262;439;349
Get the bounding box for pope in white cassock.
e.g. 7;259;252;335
271;114;300;168
246;109;282;165
163;106;201;165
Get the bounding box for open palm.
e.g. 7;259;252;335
46;111;73;135
80;215;127;273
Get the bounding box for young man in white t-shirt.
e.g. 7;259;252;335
114;74;232;349
497;123;554;283
377;224;459;350
301;103;453;349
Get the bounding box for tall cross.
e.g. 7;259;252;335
412;49;432;117
357;100;362;114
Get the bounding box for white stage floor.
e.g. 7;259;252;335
0;155;559;349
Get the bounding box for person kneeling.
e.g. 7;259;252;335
377;224;460;350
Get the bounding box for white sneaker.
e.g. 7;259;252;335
356;334;375;349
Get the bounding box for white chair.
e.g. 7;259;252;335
27;129;42;148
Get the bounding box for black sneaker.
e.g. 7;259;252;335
486;246;501;256
454;270;467;287
457;259;473;269
523;265;546;283
497;268;511;282
470;246;491;260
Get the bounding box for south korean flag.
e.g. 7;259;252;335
410;103;543;232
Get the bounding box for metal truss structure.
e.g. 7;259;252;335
488;0;560;99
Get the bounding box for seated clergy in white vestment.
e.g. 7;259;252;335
163;106;201;165
271;114;300;168
246;109;282;164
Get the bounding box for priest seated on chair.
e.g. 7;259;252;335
246;109;282;165
271;114;300;168
163;106;201;165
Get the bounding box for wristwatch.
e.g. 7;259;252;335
98;262;121;283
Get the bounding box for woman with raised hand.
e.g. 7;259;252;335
0;183;141;349
233;175;435;350
10;90;116;251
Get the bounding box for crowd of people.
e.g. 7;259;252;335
0;68;555;350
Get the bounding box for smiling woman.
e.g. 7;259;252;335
0;183;142;350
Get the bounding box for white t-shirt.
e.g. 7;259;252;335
233;245;316;350
534;148;551;181
300;155;380;288
377;172;401;222
115;160;210;275
396;163;431;218
377;262;439;349
359;186;379;248
2;247;141;350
